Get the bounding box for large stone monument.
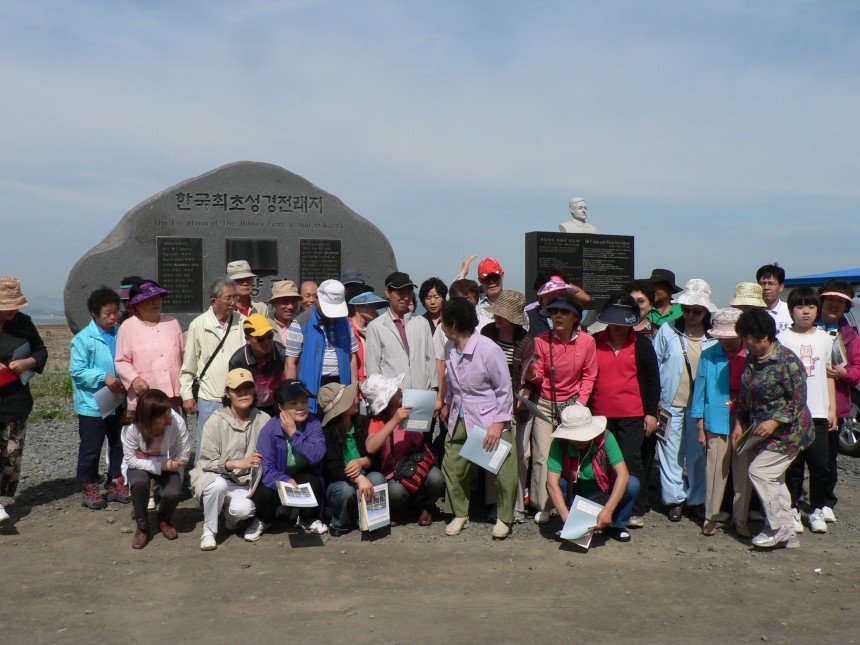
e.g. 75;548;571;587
64;162;398;332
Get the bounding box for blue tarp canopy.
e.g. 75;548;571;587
784;268;860;287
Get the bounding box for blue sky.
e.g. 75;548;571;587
2;1;859;306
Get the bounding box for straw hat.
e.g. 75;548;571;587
487;290;527;326
672;279;717;313
0;277;28;310
709;307;742;339
318;382;359;426
551;405;607;442
729;282;766;308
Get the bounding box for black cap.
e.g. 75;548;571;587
384;271;417;289
275;379;314;403
597;303;640;326
647;268;682;293
539;297;583;318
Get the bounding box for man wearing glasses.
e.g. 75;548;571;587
453;256;506;330
229;314;286;418
181;278;247;460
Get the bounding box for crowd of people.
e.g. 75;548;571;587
0;259;857;554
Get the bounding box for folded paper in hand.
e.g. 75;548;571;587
460;425;512;475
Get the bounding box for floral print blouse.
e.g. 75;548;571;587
736;342;813;455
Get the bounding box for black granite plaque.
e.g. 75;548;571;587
300;239;342;285
226;238;279;298
157;237;204;313
525;232;634;309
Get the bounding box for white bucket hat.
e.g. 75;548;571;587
551;405;607;442
672;278;717;313
360;373;405;416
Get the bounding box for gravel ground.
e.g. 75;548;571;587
4;326;860;643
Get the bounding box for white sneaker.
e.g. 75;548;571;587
513;510;526;524
200;529;217;551
808;509;828;534
627;515;645;529
147;496;156;511
718;511;731;522
445;516;469;536
244;518;268;542
298;518;328;534
0;504;9;526
748;510;764;521
752;523;794;549
790;508;804;533
534;511;552;525
820;506;836;523
492;519;511;539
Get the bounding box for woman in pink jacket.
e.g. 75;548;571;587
115;281;185;412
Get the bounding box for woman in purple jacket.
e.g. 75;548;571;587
245;379;328;541
440;298;517;540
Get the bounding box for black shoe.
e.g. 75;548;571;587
687;504;706;522
667;504;684;522
329;527;350;537
605;526;631;542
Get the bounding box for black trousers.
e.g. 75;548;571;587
787;418;831;511
607;417;646;516
251;471;323;524
128;467;182;530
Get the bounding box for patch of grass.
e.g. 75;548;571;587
29;371;75;422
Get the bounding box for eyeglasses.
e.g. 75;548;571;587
218;295;239;302
633;297;648;305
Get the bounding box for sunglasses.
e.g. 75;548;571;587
681;306;707;315
251;332;275;341
547;308;576;316
481;274;502;282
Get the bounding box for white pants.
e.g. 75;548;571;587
201;477;256;533
747;448;795;531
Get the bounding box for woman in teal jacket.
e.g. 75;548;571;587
70;288;129;509
690;307;751;537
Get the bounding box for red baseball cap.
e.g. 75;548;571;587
478;258;504;280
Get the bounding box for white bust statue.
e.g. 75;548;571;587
559;196;598;234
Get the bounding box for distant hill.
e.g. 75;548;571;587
26;295;64;315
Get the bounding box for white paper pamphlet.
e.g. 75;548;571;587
654;408;671;442
559;495;604;549
276;480;318;507
359;483;391;532
399;389;438;432
94;385;126;419
246;465;263;498
460;425;512;475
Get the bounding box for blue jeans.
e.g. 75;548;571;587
559;475;640;529
195;398;222;464
656;404;706;506
325;472;387;531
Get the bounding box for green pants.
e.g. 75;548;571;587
442;420;518;524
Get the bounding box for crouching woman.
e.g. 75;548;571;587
121;389;191;549
189;368;270;551
546;405;639;542
245;379;328;541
